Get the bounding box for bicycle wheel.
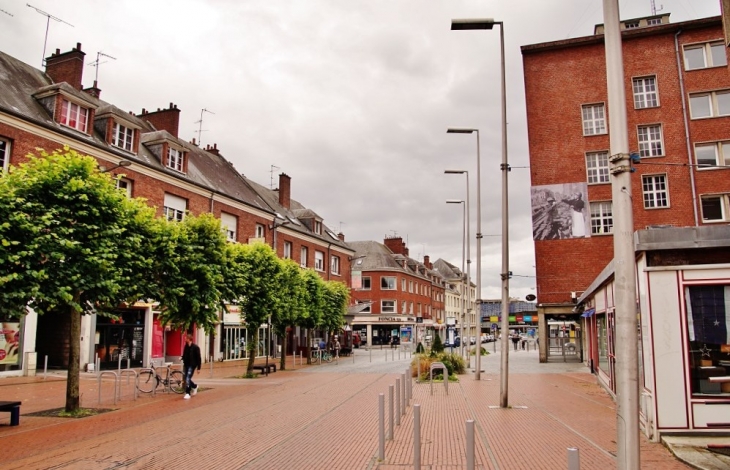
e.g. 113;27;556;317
169;370;185;394
325;353;332;363
138;370;157;393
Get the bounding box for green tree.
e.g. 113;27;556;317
271;258;305;371
225;242;282;375
319;280;349;338
297;269;324;364
0;148;159;412
431;333;445;354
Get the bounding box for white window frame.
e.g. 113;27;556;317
590;201;613;235
695;142;730;169
314;250;324;271
409;302;414;314
624;20;640;29
637;124;664;157
221;212;238;242
632;76;658;109
689;91;730;119
362;276;371;290
586;151;610;184
401;301;406;314
112;122;134;152
167;147;184;172
59;99;89;133
283;241;292;259
163;193;186;221
683;41;727;71
581;103;606;136
330;255;340;275
115;177;132;198
0;137;10;172
300;246;308;267
409;280;414;293
381;300;396;314
381;276;396;290
642;174;669;208
314;220;321;235
646;18;662;26
701;194;730;222
255;224;265;238
402;278;406;291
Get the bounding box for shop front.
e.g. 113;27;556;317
94;309;146;370
219;305;269;361
351;315;417;347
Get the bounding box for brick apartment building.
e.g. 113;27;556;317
522;12;730;361
0;42;353;376
431;258;477;343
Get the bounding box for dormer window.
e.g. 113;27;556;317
314;220;322;234
112;122;134;152
167;147;184;172
60;99;89;132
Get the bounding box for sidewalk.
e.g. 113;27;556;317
0;348;724;469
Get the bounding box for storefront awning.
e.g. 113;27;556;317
581;308;596;318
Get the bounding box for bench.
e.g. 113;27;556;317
253;364;276;374
0;401;21;426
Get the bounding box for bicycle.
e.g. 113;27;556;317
137;363;185;394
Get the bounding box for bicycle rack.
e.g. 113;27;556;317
429;362;449;395
98;371;118;405
118;369;139;402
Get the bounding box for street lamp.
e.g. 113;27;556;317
446;199;466;357
447;128;483;381
269;217;291;254
451;17;509;402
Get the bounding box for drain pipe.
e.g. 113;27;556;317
674;28;700;226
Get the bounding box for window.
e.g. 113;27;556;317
401;301;406;314
314;251;324;271
221;212;237;242
409;281;414;293
590;201;613;234
167;147;184;172
689;91;730;119
685;285;730;396
381;300;395;314
381;276;396;290
112;122;134;151
163;193;186;221
586;151;610;184
402;278;406;291
624;21;640;29
283;241;292;259
330;255;340;275
695;142;730;168
358;300;371;314
683;41;727;70
116;178;132;197
59;99;89;132
582;104;606;136
642;174;669;208
638;125;663;157
362;277;371;290
255;224;265;238
314;220;321;234
1;137;10;172
701;194;730;222
647;18;662;26
409;302;414;314
300;247;308;267
633;76;658;109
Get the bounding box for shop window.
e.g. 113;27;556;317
0;316;22;371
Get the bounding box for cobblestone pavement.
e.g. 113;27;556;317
0;344;691;469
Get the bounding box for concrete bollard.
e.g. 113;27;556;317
369;347;372;363
414;404;421;470
396;378;401;425
467;419;475;470
388;385;394;440
400;373;406;416
379;393;385;460
567;447;580;470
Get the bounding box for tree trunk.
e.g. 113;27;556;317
279;330;287;371
306;328;311;365
65;303;81;412
246;327;258;375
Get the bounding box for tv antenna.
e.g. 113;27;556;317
27;4;74;67
339;222;344;233
1;8;13;16
650;0;663;16
270;165;280;189
89;51;117;83
194;108;215;146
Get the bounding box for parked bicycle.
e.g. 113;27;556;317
137;363;184;394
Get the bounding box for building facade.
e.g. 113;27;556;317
432;258;477;343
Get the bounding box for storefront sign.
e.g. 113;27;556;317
524;315;533;322
490;316;499;323
224;312;242;325
378;316;414;322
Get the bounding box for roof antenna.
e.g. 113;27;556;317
27;4;74;67
650;0;663;16
1;8;13;16
89;51;117;83
194;108;215;146
270;165;280;189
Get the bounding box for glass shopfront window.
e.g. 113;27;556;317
597;314;609;373
220;325;268;361
0;315;23;372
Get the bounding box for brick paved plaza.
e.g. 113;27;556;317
0;346;690;469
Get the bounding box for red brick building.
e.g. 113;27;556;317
522;13;730;353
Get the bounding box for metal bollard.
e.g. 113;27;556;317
385;349;388;362
388;385;394;440
414;404;421;470
96;357;101;376
369;347;372;363
379;393;385;460
400;373;406;415
210;356;214;378
392;348;394;361
396;378;401;425
567;447;580;470
127;358;131;369
353;349;355;363
44;355;48;380
118;354;122;372
405;368;411;403
416;356;420;383
466;419;475;470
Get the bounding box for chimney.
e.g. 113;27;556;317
278;173;291;209
137;103;181;137
205;143;220;156
384;237;408;255
337;232;345;241
424;255;431;269
45;43;85;90
83;80;101;99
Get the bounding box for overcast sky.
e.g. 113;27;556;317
0;0;722;301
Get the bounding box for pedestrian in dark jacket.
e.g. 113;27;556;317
181;333;201;399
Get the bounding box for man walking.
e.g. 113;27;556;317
181;333;201;400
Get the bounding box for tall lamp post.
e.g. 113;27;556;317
446;199;466;357
451;17;508;398
447;128;483;381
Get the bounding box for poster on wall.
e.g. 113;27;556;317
0;322;20;365
531;182;590;240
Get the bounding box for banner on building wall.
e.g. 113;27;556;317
531;182;590;241
0;321;20;365
351;270;362;289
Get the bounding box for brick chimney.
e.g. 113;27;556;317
338;232;345;241
423;255;431;269
45;43;85;90
384;237;408;256
138;103;181;137
205;143;220;156
278;173;291;209
83;80;101;99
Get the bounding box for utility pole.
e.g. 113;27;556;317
603;1;640;469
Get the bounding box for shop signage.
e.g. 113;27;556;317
378;316;415;322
